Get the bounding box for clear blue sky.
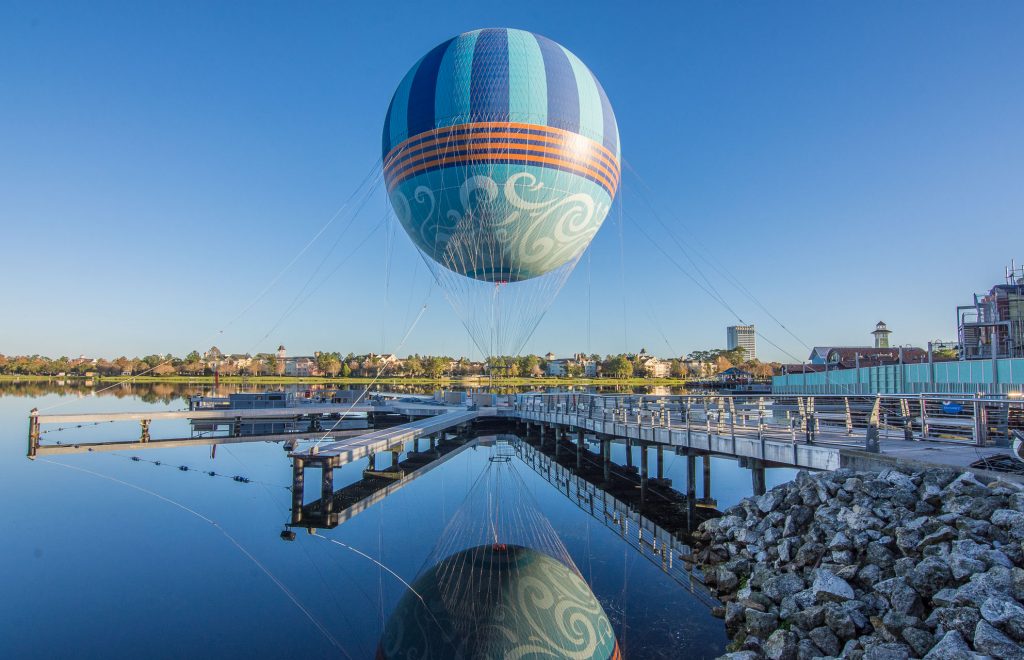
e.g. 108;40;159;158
2;1;1021;362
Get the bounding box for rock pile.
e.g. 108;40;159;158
690;467;1024;659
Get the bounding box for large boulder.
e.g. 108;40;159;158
973;619;1024;660
813;568;855;604
922;630;972;660
763;629;799;660
982;596;1024;641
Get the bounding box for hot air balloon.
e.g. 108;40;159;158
377;544;621;659
382;28;620;356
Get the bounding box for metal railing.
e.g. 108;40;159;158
514;392;1021;450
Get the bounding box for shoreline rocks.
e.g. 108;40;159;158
691;467;1024;659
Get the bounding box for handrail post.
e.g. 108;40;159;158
919;394;929;440
757;397;766;459
728;397;736;443
866;395;881;453
973;394;986;446
844;397;853;435
685;398;692;447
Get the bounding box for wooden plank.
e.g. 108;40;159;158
32;428;369;455
34;402;457;424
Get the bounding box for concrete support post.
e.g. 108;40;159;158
140;419;151;443
291;458;305;524
555;429;561;459
702;454;712;501
414;437;420;453
686;452;697;530
576;428;584;470
751;459;766;496
602;438;610;483
640;443;648;505
321;462;334;516
625;438;633;468
656;444;664;480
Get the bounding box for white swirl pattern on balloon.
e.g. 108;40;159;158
389;168;610;282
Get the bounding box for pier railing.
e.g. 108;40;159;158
514;393;1021;449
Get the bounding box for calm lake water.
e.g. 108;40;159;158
1;382;796;659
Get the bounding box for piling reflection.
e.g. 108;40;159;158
376;440;621;660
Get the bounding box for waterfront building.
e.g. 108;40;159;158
727;325;756;361
545;353;597;377
872;321;892;348
636;349;671;378
958;263;1024;360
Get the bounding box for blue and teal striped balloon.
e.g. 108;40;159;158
383;28;620;283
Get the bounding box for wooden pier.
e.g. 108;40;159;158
288;409;478;525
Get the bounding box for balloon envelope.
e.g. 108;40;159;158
377;544;620;659
383;28;620;283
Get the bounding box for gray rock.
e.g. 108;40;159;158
866;543;896;568
762;572;806;604
794;542;825;568
758;490;784;514
841;601;871;632
949;553;987;581
917;526;957;550
974;619;1024;660
932;588;959;608
778;538;794;563
796;638;821;660
922;630;972;660
790;604;826;632
840;639;862;658
719;652;761;660
858;564;883;588
814;569;856;603
982;596;1024;641
746;609;780;639
934;607;981;642
717;567;740;592
875;577;923;616
993;508;1024;526
809;626;841;656
881;469;917;492
908;556;953;598
943;472;990;498
901;626;934;657
829;531;852;550
764;629;799;660
825;602;857;639
725;601;747;634
862;642;911;660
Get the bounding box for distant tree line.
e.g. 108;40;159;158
0;348;781;379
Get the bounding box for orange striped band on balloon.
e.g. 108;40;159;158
383;122;621;198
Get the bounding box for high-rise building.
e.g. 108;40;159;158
727;325;756;361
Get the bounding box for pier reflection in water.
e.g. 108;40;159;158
3;385;800;658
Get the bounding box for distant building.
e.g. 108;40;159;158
957;263;1024;360
546;353;597;377
727;325;756;361
635;349;670;378
872;321;892;348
